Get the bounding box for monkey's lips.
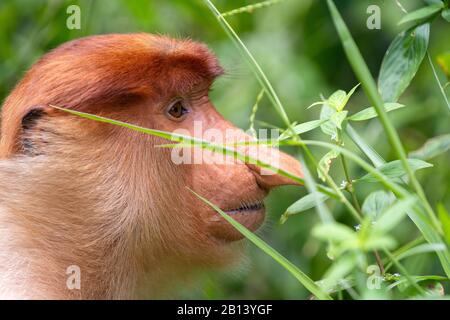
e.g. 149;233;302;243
224;201;265;216
209;200;266;242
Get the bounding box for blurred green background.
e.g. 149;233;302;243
0;0;449;299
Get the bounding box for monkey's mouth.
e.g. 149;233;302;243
208;199;266;242
224;201;265;215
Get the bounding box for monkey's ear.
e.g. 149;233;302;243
19;105;56;155
21;105;54;131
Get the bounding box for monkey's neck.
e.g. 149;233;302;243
0;157;148;299
0;207;142;299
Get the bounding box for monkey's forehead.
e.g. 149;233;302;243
45;33;224;77
20;33;224;106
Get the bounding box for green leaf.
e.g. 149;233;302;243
358;159;433;183
348;103;405;121
387;275;448;291
317;149;340;182
330;110;348;130
191;189;332;300
313;223;357;243
442;8;450;22
378;24;430;102
398;3;444;25
373;197;417;234
409;134;450;160
327;90;347;110
438;203;450;246
309;84;359;112
345;125;385;167
278;119;326;141
395;243;447;262
307;101;327;109
340;83;360;111
280;192;329;223
361;190;396;220
320;104;338;140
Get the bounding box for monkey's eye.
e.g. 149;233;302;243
166;100;189;121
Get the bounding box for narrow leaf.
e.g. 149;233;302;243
281;192;329;222
398;3;444;25
373;197;417;233
313;223;357;243
378;24;430;102
358;159;433;182
50;106;306;185
339;83;360;111
395;243;447;262
278;119;326;141
438;203;450;246
348;103;405;121
409;134;450;160
320;104;338;140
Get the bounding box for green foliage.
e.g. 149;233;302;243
3;0;450;300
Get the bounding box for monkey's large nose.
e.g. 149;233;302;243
244;143;303;190
217;115;303;190
223;125;303;189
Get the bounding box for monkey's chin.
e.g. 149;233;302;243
208;203;265;242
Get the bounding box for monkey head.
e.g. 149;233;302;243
0;34;302;296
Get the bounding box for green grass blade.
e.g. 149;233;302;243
50;105;306;185
345;124;385;167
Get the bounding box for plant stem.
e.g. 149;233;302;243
340;154;362;215
340;153;385;274
373;251;385;275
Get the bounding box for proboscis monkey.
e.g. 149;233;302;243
0;34;302;299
